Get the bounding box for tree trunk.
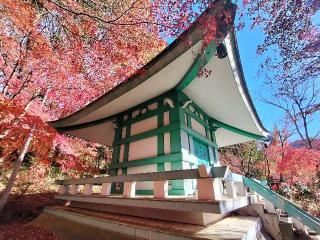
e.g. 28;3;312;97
0;126;35;214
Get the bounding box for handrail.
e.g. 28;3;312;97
56;166;229;185
243;177;320;234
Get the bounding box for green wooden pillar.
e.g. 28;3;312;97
157;98;165;172
111;115;124;193
168;91;185;195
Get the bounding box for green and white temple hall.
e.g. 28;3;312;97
52;1;268;196
45;0;319;239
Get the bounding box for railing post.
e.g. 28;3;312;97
198;178;222;200
197;165;222;201
101;183;112;196
84;184;93;195
225;181;237;199
264;199;276;214
69;184;79;195
58;185;68;195
154;180;168;199
235;182;247;197
292;217;308;234
123;182;136;198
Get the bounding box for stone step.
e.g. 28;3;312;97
55;194;254;225
35;206;264;240
279;221;294;240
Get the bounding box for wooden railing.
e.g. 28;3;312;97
56;165;248;200
55;165;320;233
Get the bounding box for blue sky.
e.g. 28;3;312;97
235;13;320;140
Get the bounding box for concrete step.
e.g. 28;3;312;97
34;206;264;240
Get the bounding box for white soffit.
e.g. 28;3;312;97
183;34;267;143
72;42;203;125
64;121;115;146
215;128;252;147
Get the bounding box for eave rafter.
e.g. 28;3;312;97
175;41;218;91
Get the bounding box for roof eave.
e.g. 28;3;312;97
50;0;236;128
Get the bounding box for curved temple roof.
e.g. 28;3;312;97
51;0;269;147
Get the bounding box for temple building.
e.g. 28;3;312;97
51;0;269;196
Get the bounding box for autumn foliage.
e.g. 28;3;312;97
266;142;320;186
220;127;320;216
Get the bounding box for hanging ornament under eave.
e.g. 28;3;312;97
217;43;228;59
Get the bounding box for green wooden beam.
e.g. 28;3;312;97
210;118;267;140
157;99;165;172
180;124;218;148
115;122;180;145
175;41;217;91
108;153;182;170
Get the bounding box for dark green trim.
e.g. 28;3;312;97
122;113;131;162
136;190;153;195
157;99;165;159
157;163;165;172
157;100;165;172
157;99;165;172
108;153;182;170
157;134;164;156
175;41;218;91
170;161;184;191
111;115;123;164
169;94;182;154
116;123;180;145
135;189;185;196
210;119;266;140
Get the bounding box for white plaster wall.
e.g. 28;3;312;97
122;127;127;139
180;130;197;195
148;102;158;111
115;168;123;191
181;130;190;161
209;146;220;166
163;111;170;126
131;103;158;119
164;133;171;154
181;131;197;165
191;118;206;137
131;116;157;136
182;160;197;195
127;164;157;190
119;144;124;162
208;146;214;165
128;137;157;161
164;162;171;171
164;162;173;190
132;109;140;118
